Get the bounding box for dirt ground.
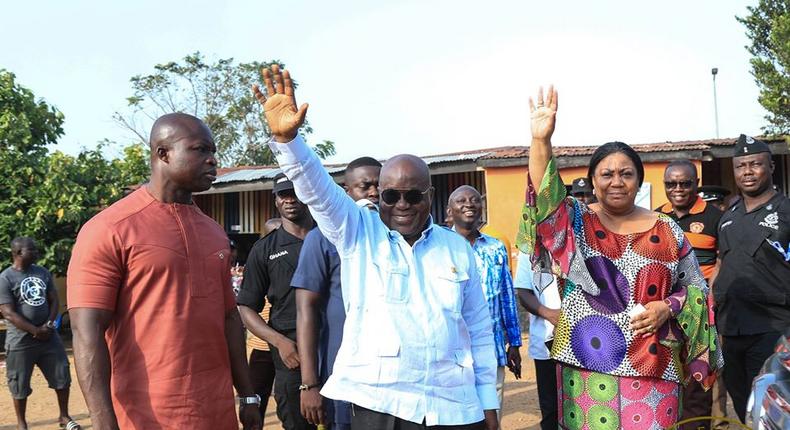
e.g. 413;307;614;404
0;339;541;430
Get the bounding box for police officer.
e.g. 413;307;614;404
238;173;317;430
570;177;596;204
712;134;790;423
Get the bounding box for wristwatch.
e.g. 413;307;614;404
238;394;261;406
298;382;321;392
45;320;55;329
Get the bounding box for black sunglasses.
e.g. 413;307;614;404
664;180;695;190
380;187;432;205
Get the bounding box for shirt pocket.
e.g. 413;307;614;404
745;226;772;257
435;269;469;314
374;260;410;304
200;248;230;299
434;348;474;389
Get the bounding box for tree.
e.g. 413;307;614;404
737;0;790;134
114;52;335;166
0;70;149;275
0;69;64;271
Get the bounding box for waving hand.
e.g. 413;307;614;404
253;64;309;143
528;85;558;141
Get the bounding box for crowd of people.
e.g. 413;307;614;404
0;65;788;430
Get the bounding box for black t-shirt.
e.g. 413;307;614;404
236;226;312;335
0;264;56;351
715;192;790;336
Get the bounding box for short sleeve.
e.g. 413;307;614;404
221;260;236;313
291;229;330;294
45;269;56;295
0;274;13;306
67;218;125;311
513;252;534;291
236;242;269;312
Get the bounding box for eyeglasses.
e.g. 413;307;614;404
663;180;694;190
380;187;432;205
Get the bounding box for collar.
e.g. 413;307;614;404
275;224;315;246
451;225;487;245
740;191;783;214
659;197;706;216
140;185;197;208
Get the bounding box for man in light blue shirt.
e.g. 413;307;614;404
254;65;498;430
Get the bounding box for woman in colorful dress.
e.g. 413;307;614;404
521;87;722;430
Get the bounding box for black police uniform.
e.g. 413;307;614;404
715;191;790;422
237;226;317;430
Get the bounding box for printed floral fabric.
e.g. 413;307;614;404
557;363;681;430
520;158;723;389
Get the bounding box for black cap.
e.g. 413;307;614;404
571;177;592;195
698;185;731;202
272;173;295;194
733;134;771;157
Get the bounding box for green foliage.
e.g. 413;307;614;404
738;0;790;134
313;140;337;159
115;51;335;166
0;70;149;275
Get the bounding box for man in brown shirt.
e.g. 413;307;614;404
68;113;261;429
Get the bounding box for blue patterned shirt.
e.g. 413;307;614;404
462;231;522;366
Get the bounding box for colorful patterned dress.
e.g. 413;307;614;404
517;159;723;430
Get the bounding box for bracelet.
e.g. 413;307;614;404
298;382;321;392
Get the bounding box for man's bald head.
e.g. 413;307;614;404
380;154;431;190
148;112;218;196
448;185;481;203
149;113;211;154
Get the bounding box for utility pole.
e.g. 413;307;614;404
712;68;720;138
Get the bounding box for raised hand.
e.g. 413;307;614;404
528;85;558;142
253;64;309;143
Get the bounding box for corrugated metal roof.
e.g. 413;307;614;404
422;151;491;165
214;164;348;185
207;136;785;188
478;142;713;160
213;167;281;184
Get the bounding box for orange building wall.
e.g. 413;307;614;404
483;160;701;264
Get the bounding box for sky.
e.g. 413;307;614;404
1;0;767;164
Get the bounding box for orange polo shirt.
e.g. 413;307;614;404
657;198;723;280
67;187;237;430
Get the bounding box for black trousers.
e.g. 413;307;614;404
271;344;317;430
533;358;558;430
722;331;781;423
350;405;485;430
249;349;276;424
679;379;713;430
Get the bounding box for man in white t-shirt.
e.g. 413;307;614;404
513;252;560;430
